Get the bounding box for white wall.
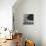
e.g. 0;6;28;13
13;0;41;46
0;0;16;30
41;0;46;46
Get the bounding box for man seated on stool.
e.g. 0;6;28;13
15;33;22;46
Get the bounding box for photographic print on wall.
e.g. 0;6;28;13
23;14;34;25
